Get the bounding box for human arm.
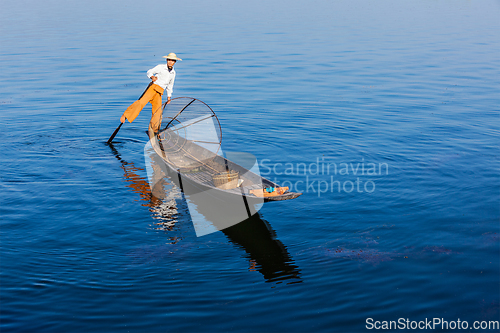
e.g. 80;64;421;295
147;65;161;83
165;73;175;103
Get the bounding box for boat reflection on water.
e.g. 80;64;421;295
109;143;302;284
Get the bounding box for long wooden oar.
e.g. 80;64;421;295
107;123;123;144
107;82;153;144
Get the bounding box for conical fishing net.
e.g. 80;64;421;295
149;97;268;194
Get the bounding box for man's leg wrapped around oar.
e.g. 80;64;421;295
149;89;164;134
123;84;164;124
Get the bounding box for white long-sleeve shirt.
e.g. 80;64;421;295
146;64;176;98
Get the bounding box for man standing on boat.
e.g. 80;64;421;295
120;52;182;132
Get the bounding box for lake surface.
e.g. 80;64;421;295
1;0;499;331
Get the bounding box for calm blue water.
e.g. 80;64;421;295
1;0;499;331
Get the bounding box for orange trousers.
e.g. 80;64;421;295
123;84;164;131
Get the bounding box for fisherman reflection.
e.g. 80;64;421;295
109;144;180;230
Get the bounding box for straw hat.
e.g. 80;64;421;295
163;53;182;61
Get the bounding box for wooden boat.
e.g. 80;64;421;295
148;97;302;205
149;130;302;203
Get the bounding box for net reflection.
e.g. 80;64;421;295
110;143;302;284
222;215;302;284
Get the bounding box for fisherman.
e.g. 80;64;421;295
120;52;182;132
